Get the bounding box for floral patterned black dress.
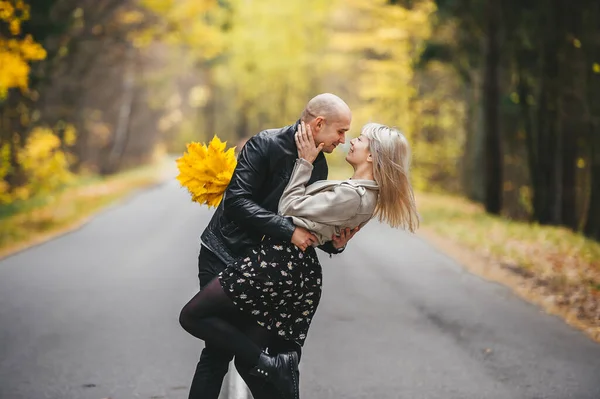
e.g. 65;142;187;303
218;236;322;346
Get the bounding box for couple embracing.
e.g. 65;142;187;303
178;93;419;399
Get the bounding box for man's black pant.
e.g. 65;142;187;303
188;245;292;399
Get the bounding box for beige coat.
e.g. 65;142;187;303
278;158;379;246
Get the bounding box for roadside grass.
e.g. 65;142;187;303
416;191;600;339
417;192;600;288
0;158;173;259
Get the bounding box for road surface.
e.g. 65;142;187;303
1;177;599;399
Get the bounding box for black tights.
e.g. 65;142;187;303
179;276;275;368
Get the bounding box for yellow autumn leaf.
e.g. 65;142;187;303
63;124;77;146
0;2;46;99
9;19;19;35
176;135;237;208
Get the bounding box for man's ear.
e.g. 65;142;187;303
314;116;325;131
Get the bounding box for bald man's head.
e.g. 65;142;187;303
301;93;351;123
300;93;352;153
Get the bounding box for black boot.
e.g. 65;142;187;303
249;351;299;399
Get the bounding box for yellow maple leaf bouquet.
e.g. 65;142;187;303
176;136;237;208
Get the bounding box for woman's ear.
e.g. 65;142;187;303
367;153;373;163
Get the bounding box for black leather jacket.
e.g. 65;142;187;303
200;120;343;265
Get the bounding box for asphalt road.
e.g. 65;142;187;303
1;177;600;399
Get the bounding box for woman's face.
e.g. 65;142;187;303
345;134;371;167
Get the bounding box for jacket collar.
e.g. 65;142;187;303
307;178;379;195
346;179;379;190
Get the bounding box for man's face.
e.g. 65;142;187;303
312;113;351;153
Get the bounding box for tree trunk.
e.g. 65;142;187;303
483;0;502;214
583;1;600;239
585;128;600;239
560;121;578;229
104;46;136;174
559;6;584;230
0;92;30;187
461;73;485;202
532;0;562;225
518;66;536;221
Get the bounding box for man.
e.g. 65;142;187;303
188;93;359;398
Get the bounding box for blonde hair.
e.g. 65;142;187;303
362;123;419;232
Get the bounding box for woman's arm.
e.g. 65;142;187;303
279;158;361;224
284;121;360;252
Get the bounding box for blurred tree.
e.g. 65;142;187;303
582;0;600;239
0;0;46;97
417;0;486;199
416;0;600;240
3;0;599;242
0;0;47;188
328;0;455;190
215;0;335;140
482;0;501;214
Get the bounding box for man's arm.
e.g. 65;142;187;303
318;240;344;254
223;135;296;242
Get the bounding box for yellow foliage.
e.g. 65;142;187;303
0;0;46;98
63;124;77;146
337;0;436;129
119;10;145;25
327;0;461;190
138;0;225;58
216;0;336;130
0;143;12;203
176;136;237;208
0;142;11;177
17;127;76;199
137;0;461;194
0;125;77;204
0;1;15;22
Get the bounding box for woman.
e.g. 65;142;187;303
179;122;419;399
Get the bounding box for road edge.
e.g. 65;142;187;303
0;177;171;262
418;227;600;345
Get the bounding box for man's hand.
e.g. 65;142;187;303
332;227;360;250
291;226;318;251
